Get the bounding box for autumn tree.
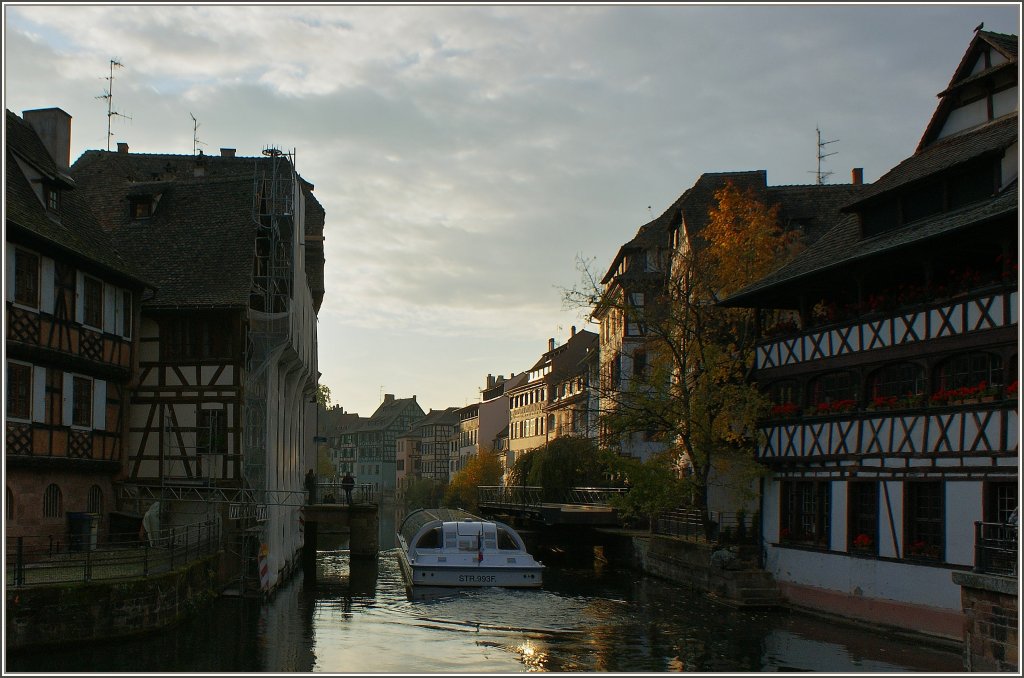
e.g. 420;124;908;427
600;449;687;531
315;384;332;409
507;437;613;502
443;449;504;512
565;181;799;532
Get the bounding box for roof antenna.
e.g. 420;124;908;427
96;59;131;151
190;113;207;155
808;125;838;185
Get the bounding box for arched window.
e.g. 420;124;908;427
43;484;62;519
934;352;1003;393
87;485;103;514
808;371;857;406
768;380;800;405
869;363;925;399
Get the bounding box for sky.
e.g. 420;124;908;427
3;3;1021;417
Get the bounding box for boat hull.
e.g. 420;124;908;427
397;549;543;589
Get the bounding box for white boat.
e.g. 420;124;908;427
396;508;544;589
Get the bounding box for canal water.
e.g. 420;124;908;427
7;510;963;673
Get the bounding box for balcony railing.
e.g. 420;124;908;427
974;521;1017;577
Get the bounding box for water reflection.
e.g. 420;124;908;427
5;505;963;673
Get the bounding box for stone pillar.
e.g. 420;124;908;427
952;571;1018;672
349;506;379;558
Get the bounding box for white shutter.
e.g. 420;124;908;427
75;271;85;323
93;379;107;430
33;366;46;423
103;284;116;333
5;247;15;302
40;257;55;314
62;372;73;426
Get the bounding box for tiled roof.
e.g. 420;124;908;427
721;183;1018;307
69;149;324;309
980;30;1019;58
6;112;149;285
849;114;1017;210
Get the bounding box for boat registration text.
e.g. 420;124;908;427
458;574;496;583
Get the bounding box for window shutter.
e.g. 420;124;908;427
93;380;107;430
103;284;116;333
40;257;55;314
62;372;73;427
33;366;46;423
75;271;85;323
5;248;14;303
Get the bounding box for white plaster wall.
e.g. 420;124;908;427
938;98;988;139
993;86;1018;119
766;546;963;610
946;481;983;567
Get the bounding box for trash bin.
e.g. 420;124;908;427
67;512;93;552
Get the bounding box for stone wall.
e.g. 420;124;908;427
952;571;1019;672
5;554;221;651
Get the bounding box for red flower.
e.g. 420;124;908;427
853;533;872;548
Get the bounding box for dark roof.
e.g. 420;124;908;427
601;171;861;285
69;149;325;309
357;396;426;434
721;183;1018;307
400;407;459;436
847;114;1017;210
6;111;149;286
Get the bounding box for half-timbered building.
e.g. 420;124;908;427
722;30;1018;641
69;143;326;591
6;108;151;542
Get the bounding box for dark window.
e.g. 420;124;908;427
83;276;103;328
6;486;12;521
43;484;62;519
161;315;237;361
809;371;857;411
44;185;60;212
7;362;32;420
197;409;227;455
902;180;944;224
848;482;878;553
905;481;943;560
72;376;92;427
121;290;133;337
869;363;925;400
129;197;153;219
984;482;1017;524
948;161;996;209
769;380;799;405
497;528;519;550
87;485;103;514
14;249;39;307
780;480;830;547
633;351;647;380
935;352;1002;392
415;527;441;550
860;199;901;238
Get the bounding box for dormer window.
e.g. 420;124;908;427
44;185;60;212
130;197;154;220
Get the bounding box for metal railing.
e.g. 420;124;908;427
565;487;629;505
312;481;375;505
655;508;760;544
478;485;544;508
6;518;222;587
974;521;1018;577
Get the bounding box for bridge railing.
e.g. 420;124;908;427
655;508;760;544
477;485;544;507
974;521;1017;577
565;487;629;505
314;481;375;505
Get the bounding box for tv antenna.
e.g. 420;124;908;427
96;59;131;151
190;113;208;155
809;125;838;184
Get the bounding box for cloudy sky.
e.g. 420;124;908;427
4;3;1020;417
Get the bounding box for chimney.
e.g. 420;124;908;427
220;148;236;158
486;374;495;389
117;142;130;154
571;325;576;337
548;338;555;352
384;394;395;404
851;168;864;185
22;108;72;170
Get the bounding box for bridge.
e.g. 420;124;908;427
476;486;626;526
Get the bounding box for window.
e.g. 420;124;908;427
161;315;237;361
44;185;60;212
935;353;1002;393
809;371;857;409
43;484;62;519
121;290;133;338
984;482;1017;524
197;409;227;455
780;480;830;548
7;362;32;420
6;486;13;522
83;276;103;328
72;376;92;427
633;351;647;380
869;363;925;400
129;197;153;219
847;482;878;554
904;481;943;560
87;485;103;514
14;249;39;307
